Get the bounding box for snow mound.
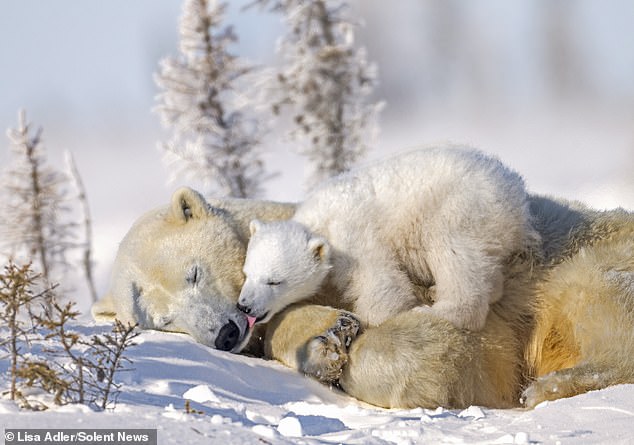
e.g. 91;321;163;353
2;324;634;444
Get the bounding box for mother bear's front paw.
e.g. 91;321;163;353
301;312;361;385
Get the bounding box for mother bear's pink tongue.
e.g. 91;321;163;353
247;315;257;329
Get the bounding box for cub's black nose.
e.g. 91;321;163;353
215;320;240;351
237;303;251;314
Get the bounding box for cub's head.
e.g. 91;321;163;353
237;219;331;324
92;187;252;352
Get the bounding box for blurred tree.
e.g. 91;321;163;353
0;111;75;308
257;0;382;186
155;0;272;198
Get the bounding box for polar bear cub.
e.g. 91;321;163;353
238;146;540;331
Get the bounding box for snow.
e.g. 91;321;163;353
2;324;634;444
277;416;303;437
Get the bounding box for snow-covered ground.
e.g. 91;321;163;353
2;324;634;444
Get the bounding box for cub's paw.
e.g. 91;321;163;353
329;311;362;349
301;312;361;385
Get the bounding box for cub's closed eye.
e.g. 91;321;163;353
186;266;200;285
266;280;282;286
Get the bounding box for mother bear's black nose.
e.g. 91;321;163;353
215;320;240;351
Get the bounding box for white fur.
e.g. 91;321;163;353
239;146;541;330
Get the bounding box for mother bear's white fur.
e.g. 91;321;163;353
238;147;540;331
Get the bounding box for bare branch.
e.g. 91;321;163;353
64;151;97;303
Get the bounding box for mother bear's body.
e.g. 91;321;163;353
328;197;634;408
93;162;634;410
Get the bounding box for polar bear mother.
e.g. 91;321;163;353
93;146;634;409
238;147;540;331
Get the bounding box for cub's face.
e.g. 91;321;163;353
92;188;253;352
237;219;331;324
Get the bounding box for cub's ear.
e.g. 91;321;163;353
308;236;330;263
91;293;118;323
169;187;209;223
249;219;264;236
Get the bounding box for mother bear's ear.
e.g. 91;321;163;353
169;187;211;223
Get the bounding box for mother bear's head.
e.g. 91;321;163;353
91;187;296;352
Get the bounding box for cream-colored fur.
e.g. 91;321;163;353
93;184;634;410
238;147;540;331
522;203;634;407
265;303;523;409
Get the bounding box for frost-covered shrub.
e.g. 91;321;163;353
258;0;382;185
155;0;272;198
